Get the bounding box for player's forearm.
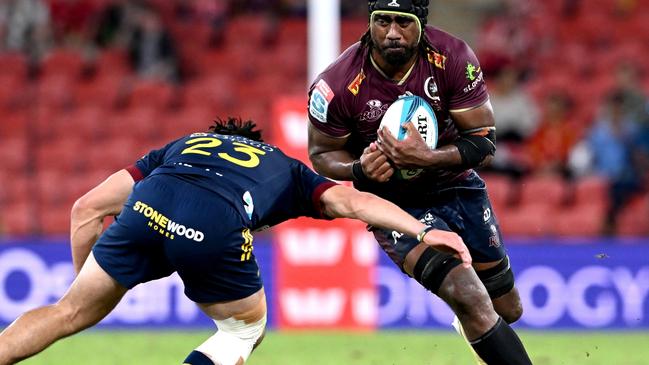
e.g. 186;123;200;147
421;144;464;169
70;205;105;274
309;150;357;181
353;193;426;237
68;170;134;273
325;187;425;237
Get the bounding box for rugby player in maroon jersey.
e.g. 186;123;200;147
307;1;532;364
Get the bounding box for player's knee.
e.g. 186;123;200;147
476;256;516;300
494;295;523;324
192;314;267;365
412;247;463;295
498;298;523;324
445;276;493;319
53;302;86;335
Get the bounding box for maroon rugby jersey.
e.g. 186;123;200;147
308;25;489;204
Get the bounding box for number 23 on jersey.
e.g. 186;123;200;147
181;137;266;168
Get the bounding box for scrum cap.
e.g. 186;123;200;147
368;0;429;29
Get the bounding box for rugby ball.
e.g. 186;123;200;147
379;95;438;180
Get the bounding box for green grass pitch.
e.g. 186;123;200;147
18;330;649;364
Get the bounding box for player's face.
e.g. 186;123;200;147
370;12;420;66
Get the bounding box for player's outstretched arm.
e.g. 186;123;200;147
320;185;471;267
70;169;134;274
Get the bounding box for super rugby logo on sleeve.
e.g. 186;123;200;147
309;79;334;123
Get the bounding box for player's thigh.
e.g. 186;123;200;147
58;253;128;326
198;288;267;323
92;178;177;289
442;173;507;263
164;196;263;304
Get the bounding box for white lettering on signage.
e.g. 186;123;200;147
352;289;377;325
377;266;453;327
612;267;649;325
514;266;567;326
0;250;53;320
278;228;346;265
280;288;345;324
351;230;378;266
280;112;308;149
568;266;616;327
0;248;201;326
378;263;649;328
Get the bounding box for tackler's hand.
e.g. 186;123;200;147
359;142;394;183
377;122;434;169
420;229;472;268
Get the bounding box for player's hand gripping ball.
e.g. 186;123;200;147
378;95;438;179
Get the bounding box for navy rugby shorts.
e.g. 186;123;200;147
93;175;262;303
373;171;506;268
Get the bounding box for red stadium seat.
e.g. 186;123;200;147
95;47;131;78
226;15;275;47
554;203;606;236
616;194;649;236
0;112;28;139
40;48;85;80
277;19;307;47
0;173;30;205
482;174;513;211
51;105;106;141
0;201;34;236
181;74;236;109
0;138;28;173
36;74;76;109
86;138;139;172
105;106;159;141
341;19;367;49
573;175;609;210
127;79;177;109
519;174;568;208
35;137;86;173
498;203;556;237
0;73;30;111
38;203;73;235
0;52;28;78
35;168;78;206
75;73;129;109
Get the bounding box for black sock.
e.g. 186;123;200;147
183;350;214;365
470;318;532;365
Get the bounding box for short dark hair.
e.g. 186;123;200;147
208;117;263;141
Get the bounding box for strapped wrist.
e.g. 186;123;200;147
351;160;369;182
416;225;434;243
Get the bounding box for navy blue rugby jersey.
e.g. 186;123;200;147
126;132;337;230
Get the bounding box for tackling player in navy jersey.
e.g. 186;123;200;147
0;118;471;365
307;1;532;364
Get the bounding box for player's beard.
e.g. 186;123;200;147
377;41;417;67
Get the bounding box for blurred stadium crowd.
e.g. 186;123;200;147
0;0;647;237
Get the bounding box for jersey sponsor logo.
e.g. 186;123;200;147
243;191;254;220
423;77;441;109
483;207;491;222
133;201;205;242
427;51;447;69
463;62;484;93
465;62;481;81
309;79;335;123
488;224;501;248
347;70;366;96
360;99;389;122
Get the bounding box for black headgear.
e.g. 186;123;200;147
368;0;429;28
